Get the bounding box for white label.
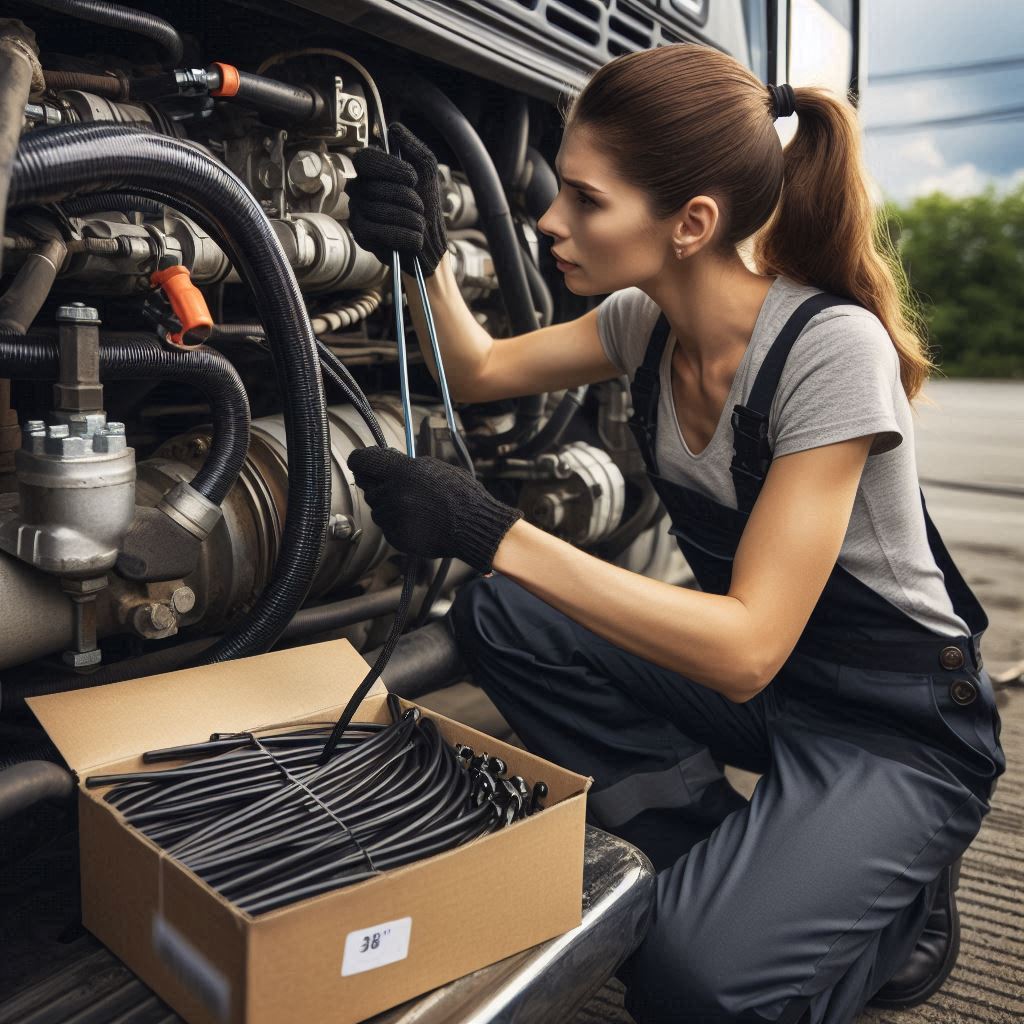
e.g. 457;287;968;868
152;914;231;1022
341;916;412;977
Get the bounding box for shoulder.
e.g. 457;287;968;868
776;281;900;379
768;280;904;457
596;288;663;375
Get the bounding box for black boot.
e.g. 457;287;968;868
868;857;962;1009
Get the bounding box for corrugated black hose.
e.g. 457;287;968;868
0;330;249;506
9;122;330;661
19;0;183;68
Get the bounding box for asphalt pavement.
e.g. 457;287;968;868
913;379;1023;677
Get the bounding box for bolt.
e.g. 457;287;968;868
56;301;101;324
134;602;177;636
344;98;364;120
329;513;356;540
171;586;196;615
24;419;44;433
189;436;210;458
288;150;324;194
46;424;69;439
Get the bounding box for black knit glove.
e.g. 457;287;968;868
347;123;448;276
348;447;522;571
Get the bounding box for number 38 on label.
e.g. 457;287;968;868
342;917;413;977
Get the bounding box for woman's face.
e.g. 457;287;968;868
537;126;671;295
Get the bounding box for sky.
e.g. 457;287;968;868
857;0;1024;202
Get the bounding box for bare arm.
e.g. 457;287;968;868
491;435;874;701
404;253;620;402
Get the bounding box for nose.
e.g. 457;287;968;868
537;195;566;241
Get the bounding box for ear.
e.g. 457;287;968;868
670;195;720;259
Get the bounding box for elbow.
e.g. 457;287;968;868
729;649;785;703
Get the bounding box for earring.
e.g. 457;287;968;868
674;248;683;259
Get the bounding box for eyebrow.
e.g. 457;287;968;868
553;161;606;195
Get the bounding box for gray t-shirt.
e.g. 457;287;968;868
597;276;969;637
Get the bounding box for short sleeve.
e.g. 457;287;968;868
596;287;662;378
770;309;904;459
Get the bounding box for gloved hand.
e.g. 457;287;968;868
348;446;522;571
348;123;449;276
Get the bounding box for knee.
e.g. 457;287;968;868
622;900;773;1023
448;575;513;667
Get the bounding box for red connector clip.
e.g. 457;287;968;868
150;266;213;348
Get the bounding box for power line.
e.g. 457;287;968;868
865;103;1024;134
870;54;1024;82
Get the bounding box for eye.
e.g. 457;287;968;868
575;190;596;207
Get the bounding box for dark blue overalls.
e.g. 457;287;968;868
450;294;1005;1023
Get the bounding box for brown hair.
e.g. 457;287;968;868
565;44;932;399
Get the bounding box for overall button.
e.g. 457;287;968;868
940;645;965;670
950;678;978;706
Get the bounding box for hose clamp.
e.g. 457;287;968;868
157;481;221;541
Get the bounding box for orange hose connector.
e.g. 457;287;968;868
151;266;213;347
208;62;240;98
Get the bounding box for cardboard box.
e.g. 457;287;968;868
29;639;591;1024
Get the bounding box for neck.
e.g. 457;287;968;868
641;253;775;373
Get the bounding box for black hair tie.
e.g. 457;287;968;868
767;83;797;120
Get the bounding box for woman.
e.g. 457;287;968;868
345;44;1004;1024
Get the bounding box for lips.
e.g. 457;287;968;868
551;249;578;268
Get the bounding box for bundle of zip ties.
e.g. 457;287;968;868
86;697;548;916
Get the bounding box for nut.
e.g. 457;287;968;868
61;648;103;668
329;513;356;540
55;301;101;324
171;585;196;615
45;433;87;458
344;98;364;120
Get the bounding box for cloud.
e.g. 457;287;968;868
913;163;1024;199
864;130;1024;202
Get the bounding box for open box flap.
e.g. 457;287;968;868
27;639;384;775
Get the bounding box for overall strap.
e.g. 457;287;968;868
628;313;672;474
730;293;856;513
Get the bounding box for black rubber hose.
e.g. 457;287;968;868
279;586;404;642
61;191;166;218
0;760;75;822
365;620;466;700
520;241;554;328
516;386;586;458
8;122;330;664
524;145;558;217
21;0;183;68
0;235;66;332
229;70;317;123
0;25;39;277
0;330;250;506
598;479;663;558
494;93;529;187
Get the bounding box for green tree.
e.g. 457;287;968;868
882;183;1024;378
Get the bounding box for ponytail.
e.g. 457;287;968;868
569;47;933;400
753;88;933;399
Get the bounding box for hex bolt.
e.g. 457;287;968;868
171;586;196;615
345;98;364;120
